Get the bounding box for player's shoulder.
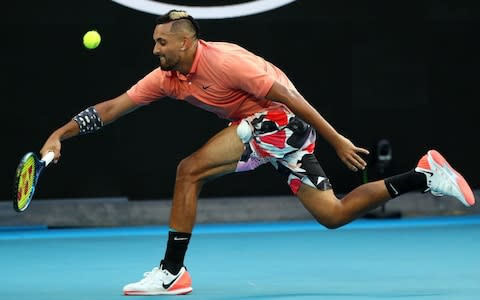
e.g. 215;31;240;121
203;40;246;51
203;41;261;74
145;66;171;79
201;40;255;61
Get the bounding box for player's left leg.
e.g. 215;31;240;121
295;150;475;229
281;151;401;228
296;180;391;229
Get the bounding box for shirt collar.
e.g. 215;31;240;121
189;40;203;75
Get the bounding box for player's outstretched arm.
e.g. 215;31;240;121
40;93;141;162
265;81;369;172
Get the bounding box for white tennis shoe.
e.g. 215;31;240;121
123;264;192;296
415;149;475;207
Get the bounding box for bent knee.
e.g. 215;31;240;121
321;219;344;230
176;156;202;182
314;205;349;230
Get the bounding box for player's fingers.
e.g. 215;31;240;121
353;147;369;169
42;149;60;163
352;152;367;169
53;152;61;164
355;147;370;155
342;157;358;172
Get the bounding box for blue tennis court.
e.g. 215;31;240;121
1;215;479;300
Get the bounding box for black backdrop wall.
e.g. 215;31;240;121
1;1;478;200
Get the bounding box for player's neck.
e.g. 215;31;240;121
177;41;198;75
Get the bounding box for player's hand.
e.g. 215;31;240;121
40;135;62;164
333;135;369;172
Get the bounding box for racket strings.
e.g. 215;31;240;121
16;157;36;209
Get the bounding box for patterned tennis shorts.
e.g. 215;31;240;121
234;107;332;194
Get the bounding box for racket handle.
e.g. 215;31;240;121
42;151;55;166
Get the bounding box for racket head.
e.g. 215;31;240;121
13;152;40;212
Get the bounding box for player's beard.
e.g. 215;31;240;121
159;55;177;71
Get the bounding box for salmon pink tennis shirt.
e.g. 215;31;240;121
127;40;296;121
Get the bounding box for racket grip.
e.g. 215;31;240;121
42;151;55;166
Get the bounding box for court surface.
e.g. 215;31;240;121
1;215;479;300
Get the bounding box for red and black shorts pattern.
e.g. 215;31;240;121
235;107;332;194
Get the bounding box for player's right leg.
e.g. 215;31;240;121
123;125;245;296
122;262;193;296
169;125;246;233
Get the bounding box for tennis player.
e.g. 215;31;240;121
39;10;475;296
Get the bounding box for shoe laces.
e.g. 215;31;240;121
415;168;434;194
139;267;157;283
139;267;170;284
430;166;458;197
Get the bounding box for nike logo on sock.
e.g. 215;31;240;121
173;237;189;241
389;183;399;195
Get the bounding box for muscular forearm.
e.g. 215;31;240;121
283;90;341;146
40;119;80;160
266;82;342;147
52;120;81;141
48;102;111;143
266;82;369;171
45;101;115;143
40;93;139;160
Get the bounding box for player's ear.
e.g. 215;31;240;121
179;37;186;51
180;36;192;51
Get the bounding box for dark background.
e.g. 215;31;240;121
1;0;478;201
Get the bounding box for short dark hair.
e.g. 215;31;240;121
155;10;200;39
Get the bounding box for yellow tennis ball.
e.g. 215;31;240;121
83;30;101;50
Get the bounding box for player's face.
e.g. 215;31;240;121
152;23;184;71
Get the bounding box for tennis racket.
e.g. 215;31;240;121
13;151;55;212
